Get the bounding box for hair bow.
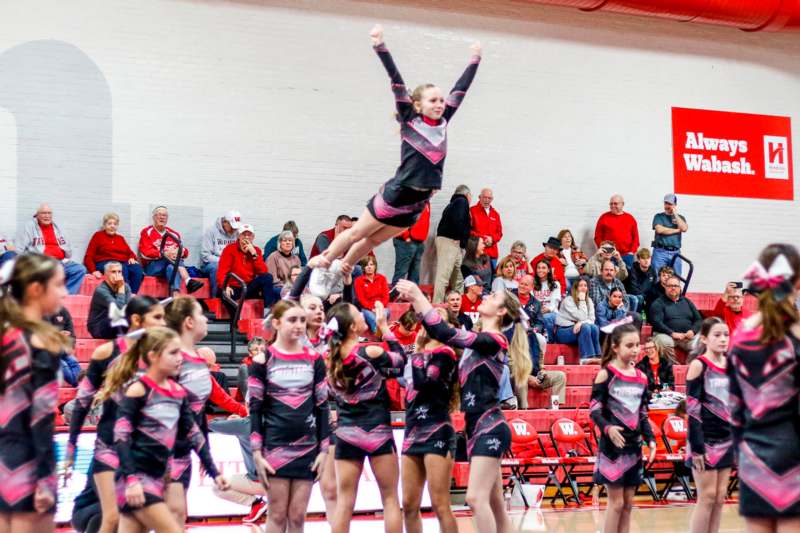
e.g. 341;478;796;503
125;328;147;341
599;314;634;335
261;312;274;330
320;317;340;341
159;296;174;307
108;302;129;330
0;257;17;286
742;254;795;301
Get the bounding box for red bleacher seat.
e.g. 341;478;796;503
138;276;211;299
64;295;91;319
74;338;106;363
550;365;599;385
72;317;91;339
78;274;103;297
565;387;592;407
543;344;580;365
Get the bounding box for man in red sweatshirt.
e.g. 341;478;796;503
593;194;640;271
470;188;503;272
710;282;753;336
391;201;430;285
217;224;278;317
138;206;202;296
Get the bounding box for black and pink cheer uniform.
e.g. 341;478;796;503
368;43;480;227
330;336;406;460
114;375;218;513
0;328;59;513
590;365;654;487
728;327;800;518
421;309;511;459
686;355;733;470
248;345;330;479
402;345;459;457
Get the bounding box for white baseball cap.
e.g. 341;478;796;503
225;210;243;229
238;223;255;235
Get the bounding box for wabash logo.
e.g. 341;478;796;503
764;135;789;180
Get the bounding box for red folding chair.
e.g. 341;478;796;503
660;415;694;500
502;418;572;507
550;417;597;506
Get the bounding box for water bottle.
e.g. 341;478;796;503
556;355;565;366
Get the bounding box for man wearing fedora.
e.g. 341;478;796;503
530;236;567;296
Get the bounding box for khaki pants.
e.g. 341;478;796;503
433;236;464;303
212;473;265;507
516;370;567;409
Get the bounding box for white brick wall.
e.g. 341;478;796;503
0;0;798;290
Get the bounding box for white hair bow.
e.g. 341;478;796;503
742;254;794;292
321;317;340;341
125;328;147;341
0;257;18;286
108;302;129;329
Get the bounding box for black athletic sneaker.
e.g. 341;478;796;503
186;279;204;294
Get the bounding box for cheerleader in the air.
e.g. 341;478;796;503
307;24;481;296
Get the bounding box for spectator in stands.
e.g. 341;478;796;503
645;266;674;314
710;281;752;335
517;274;548;364
200;210;241;296
509;240;533;281
45;307;81;386
459;275;483;326
310;215;353;258
446;289;473;330
280;265;303;298
237;337;266;401
530;237;566;296
557;229;587;291
470;188;502;271
217;223;277;317
87;261;132;339
198;346;228;389
554;277;601;363
18;203;87;294
649;275;702;357
491;255;518;293
138;206;203;296
589;259;638;314
461;236;492;294
624;247;656;311
0;231;17;267
594;194;640;270
584;240;629;281
263;220;308;266
635;337;674;394
389;309;421;354
266;230;302;285
651;193;688;276
84;212;144;294
532;260;562;337
392;201;430;285
596;287;629;329
433;184;472;302
353;255;389;332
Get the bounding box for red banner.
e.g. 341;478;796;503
672;107;793;201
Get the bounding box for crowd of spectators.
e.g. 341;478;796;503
4;188;708;409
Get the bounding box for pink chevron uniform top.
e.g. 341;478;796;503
0;328;60;513
686;355;733;469
374;43;480;191
590;365;655;484
728;326;800;516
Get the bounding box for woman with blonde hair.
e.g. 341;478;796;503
557;229;587;291
84;212;144;293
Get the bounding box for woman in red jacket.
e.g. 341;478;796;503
84;213;144;293
354;256;389;333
